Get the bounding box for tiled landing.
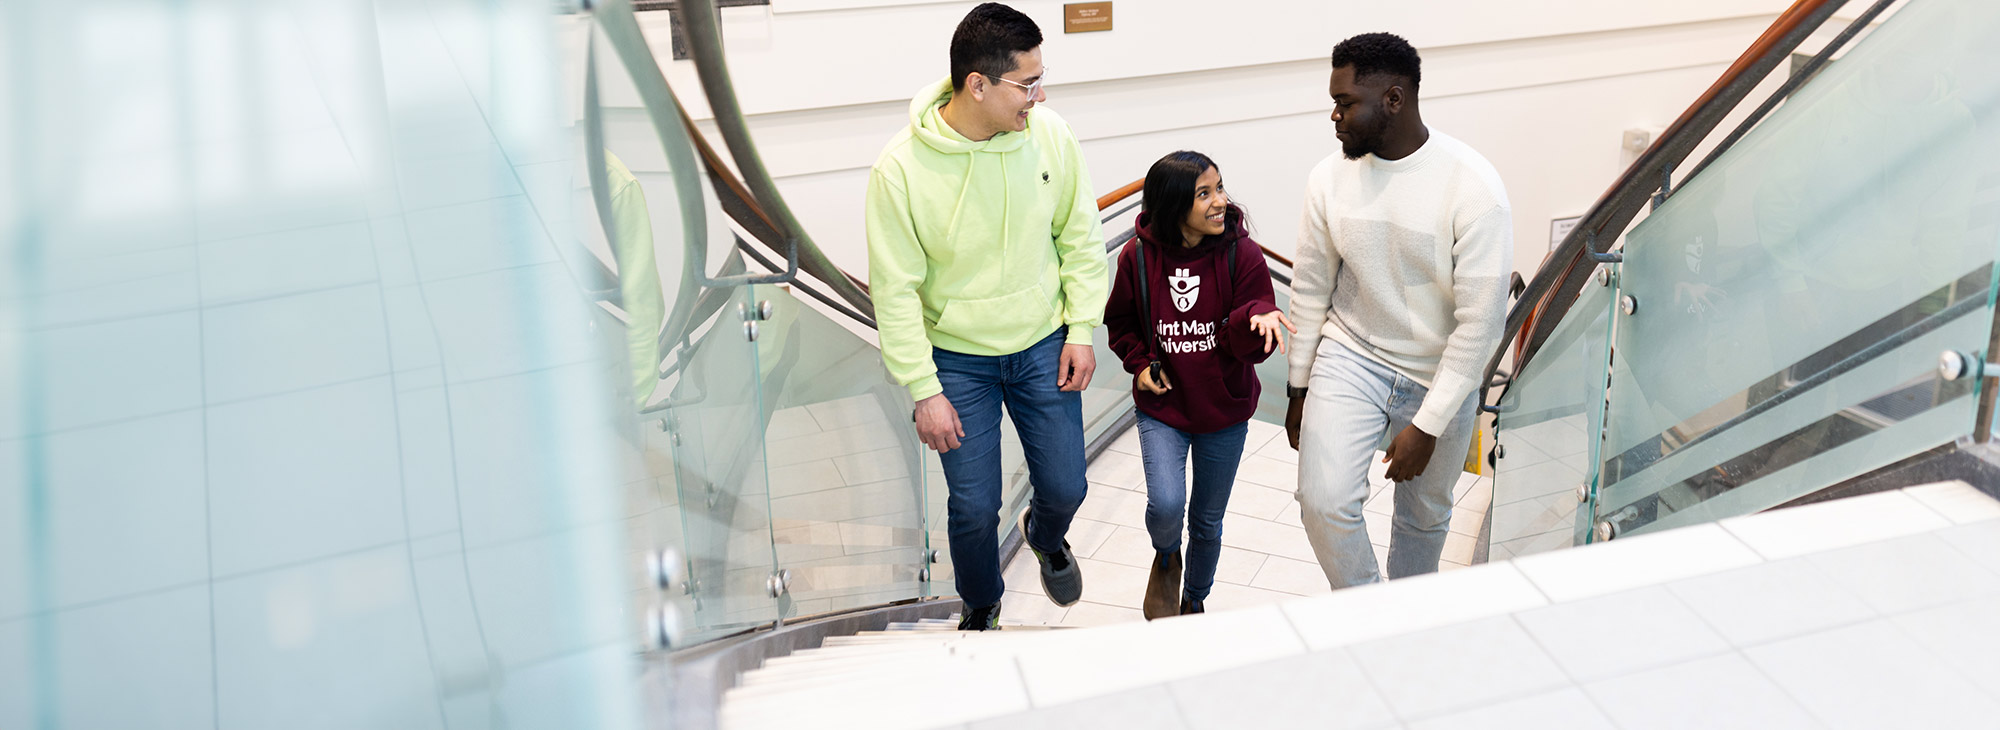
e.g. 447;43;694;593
721;482;2000;730
1000;418;1491;627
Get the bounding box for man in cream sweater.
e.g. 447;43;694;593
1285;33;1512;589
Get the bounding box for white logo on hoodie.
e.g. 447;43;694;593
1168;267;1199;313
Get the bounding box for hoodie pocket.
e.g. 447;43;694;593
934;286;1055;343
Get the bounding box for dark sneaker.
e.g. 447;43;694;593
1179;595;1205;615
1019;511;1083;607
958;602;1001;631
1142;550;1183;620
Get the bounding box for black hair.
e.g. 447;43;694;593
1330;32;1421;93
950;3;1043;92
1142;150;1220;246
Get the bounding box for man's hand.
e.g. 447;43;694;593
1135;365;1171;395
1286;394;1305;450
1057;343;1096;392
1248;311;1298;354
914;393;964;453
1382;424;1439;482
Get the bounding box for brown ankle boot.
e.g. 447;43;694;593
1142;551;1183;620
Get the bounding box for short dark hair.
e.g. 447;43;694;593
1142;150;1219;245
950;3;1043;92
1330;32;1421;92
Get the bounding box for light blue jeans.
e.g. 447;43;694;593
1135;411;1248;603
1297;339;1477;589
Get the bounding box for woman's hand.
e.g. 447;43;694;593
1249;311;1298;354
1136;365;1172;395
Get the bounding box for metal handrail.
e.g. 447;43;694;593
1481;0;1851;403
580;44;630;310
676;0;865;312
597;0;794;292
735;238;877;328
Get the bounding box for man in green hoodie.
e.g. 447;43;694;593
866;2;1109;631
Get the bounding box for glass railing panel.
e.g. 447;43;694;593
1490;282;1615;558
657;284;779;638
756;284;931;616
580;6;797;645
1594;0;2000;539
2;2;645;727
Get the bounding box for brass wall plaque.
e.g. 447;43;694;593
1064;2;1112;33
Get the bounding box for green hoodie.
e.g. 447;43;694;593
866;78;1109;402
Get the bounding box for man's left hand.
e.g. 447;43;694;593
1382;424;1438;482
1057;343;1096;392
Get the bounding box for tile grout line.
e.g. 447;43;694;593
1648;580;1828;724
1339;644;1411;728
1904;486;1966;525
1930;522;2000;582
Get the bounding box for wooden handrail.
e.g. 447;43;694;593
1096;179;1144;211
1097;176;1295;269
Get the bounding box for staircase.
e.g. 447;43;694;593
718;482;2000;730
719;619;1070;730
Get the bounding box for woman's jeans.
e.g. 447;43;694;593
1135;411;1248;602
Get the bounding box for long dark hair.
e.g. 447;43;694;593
1142;150;1219;246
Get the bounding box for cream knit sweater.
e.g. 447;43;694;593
1286;130;1514;435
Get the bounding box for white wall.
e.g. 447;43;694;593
584;0;1863;284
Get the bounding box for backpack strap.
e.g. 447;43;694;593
1219;237;1239;329
1135;241;1160;360
1226;237;1237;283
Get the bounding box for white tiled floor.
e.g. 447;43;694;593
723;482;2000;730
1001;418;1493;627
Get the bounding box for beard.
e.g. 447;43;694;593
1339;116;1388;160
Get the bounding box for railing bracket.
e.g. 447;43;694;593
1938;350;1998;381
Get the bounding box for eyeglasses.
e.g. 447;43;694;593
986;68;1048;97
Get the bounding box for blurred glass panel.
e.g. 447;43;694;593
1596;0;2000;538
578;9;782;646
2;2;641;728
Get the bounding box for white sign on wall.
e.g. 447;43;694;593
1550;215;1581;253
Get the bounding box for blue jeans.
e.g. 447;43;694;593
934;329;1088;609
1298;339;1477;588
1135;411;1247;602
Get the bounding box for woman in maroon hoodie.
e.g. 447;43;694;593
1107;151;1294;619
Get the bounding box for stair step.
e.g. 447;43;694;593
880;619;960;631
735;650;956;692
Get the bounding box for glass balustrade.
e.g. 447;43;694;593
1494;0;2000;548
1491;283;1615;557
1594;0;2000;539
754;284;932;617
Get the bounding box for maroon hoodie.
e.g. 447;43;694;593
1106;205;1279;434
